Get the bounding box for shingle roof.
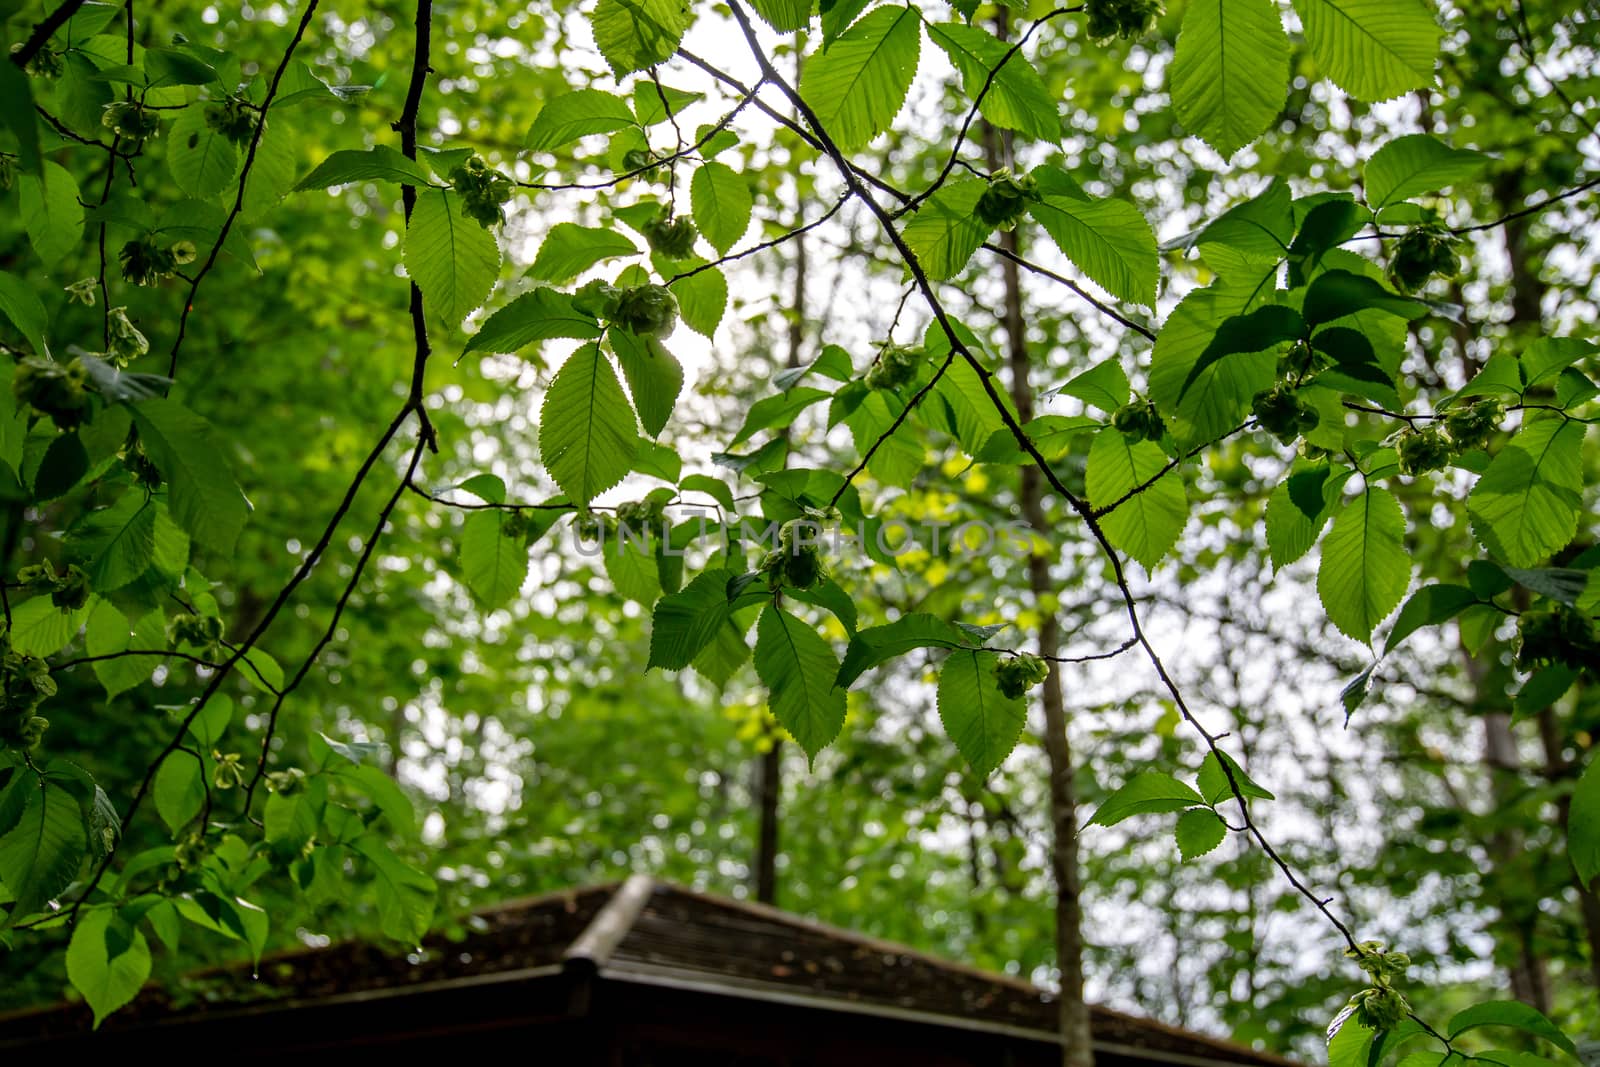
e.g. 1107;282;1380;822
0;875;1299;1066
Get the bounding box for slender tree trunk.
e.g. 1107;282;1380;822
753;170;809;907
983;79;1094;1067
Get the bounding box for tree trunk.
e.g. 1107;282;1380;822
983;83;1094;1067
753;173;809;907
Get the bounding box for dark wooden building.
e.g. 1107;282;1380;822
1;875;1299;1065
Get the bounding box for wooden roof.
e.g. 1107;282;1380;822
1;875;1299;1066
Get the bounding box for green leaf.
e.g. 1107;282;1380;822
609;331;685;438
927;22;1058;142
1196;751;1276;806
1175;808;1227;860
932;352;1011;455
1053;360;1130;413
668;263;727;336
19;161;85;266
1178;304;1305;400
154;755;205;835
132;398;251;555
1364;134;1488;210
1089;772;1205;826
749;0;812;32
66;907;151;1027
1572;758;1600;890
1328;1016;1376;1067
590;0;693;77
1447;1003;1577;1057
937;649;1026;777
295;146;436;190
902;179;992;281
648;569;753;671
464;287;602;356
1086;427;1187;570
1297;0;1442;102
731;387;831;447
354;839;436;944
1317;485;1410;642
404;189;501;327
690;161;753;255
7;596;89;657
1027;188;1159;306
1302;269;1422;328
1266;461;1350;567
167;105;239;199
798;5;922;152
460;511;528;609
1385;584;1477;655
754;604;847;762
528;224;640;284
1468;415;1586;568
0;62;42;178
85;603;164;699
0;270;51;358
0;776;87;918
837;612;970;687
334;764;416;836
539;344;639;504
1169;0;1290;158
526;89;639;150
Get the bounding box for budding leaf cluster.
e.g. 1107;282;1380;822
1085;0;1163;41
761;520;826;591
994;653;1048;699
449;156;512;229
203;93;261;146
974;170;1038;230
1388;225;1459;292
1517;606;1600;675
1251;386;1319;445
865;344;922;391
643;209;698;259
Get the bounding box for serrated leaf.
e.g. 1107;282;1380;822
902;179;992;281
1196;751;1276;807
354;839;436;944
1364;134;1488;210
798;5;922;152
67;907;151;1027
1317;485;1410;642
0;270;51;358
1027;188;1159;306
1468;416;1586;568
154;755;204;835
167;105;239;199
837;612;970;687
1089;772;1204;826
1175;808;1227;860
526;89;638;150
464;287;602;356
609;331;684;438
0;776;87;918
749;0;811;32
1086;427;1187;570
690;161;753;255
1447;1003;1576;1057
19;161;84;266
404;188;501;327
132;398;250;556
928;22;1058;142
295;146;436;190
1384;583;1477;654
1178;304;1305;400
754;604;847;761
937;649;1026;777
528;223;640;283
1169;0;1290;157
590;0;693;77
1297;0;1442;102
539;344;639;504
460;511;528;609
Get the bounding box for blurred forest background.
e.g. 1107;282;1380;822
1;0;1597;1058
